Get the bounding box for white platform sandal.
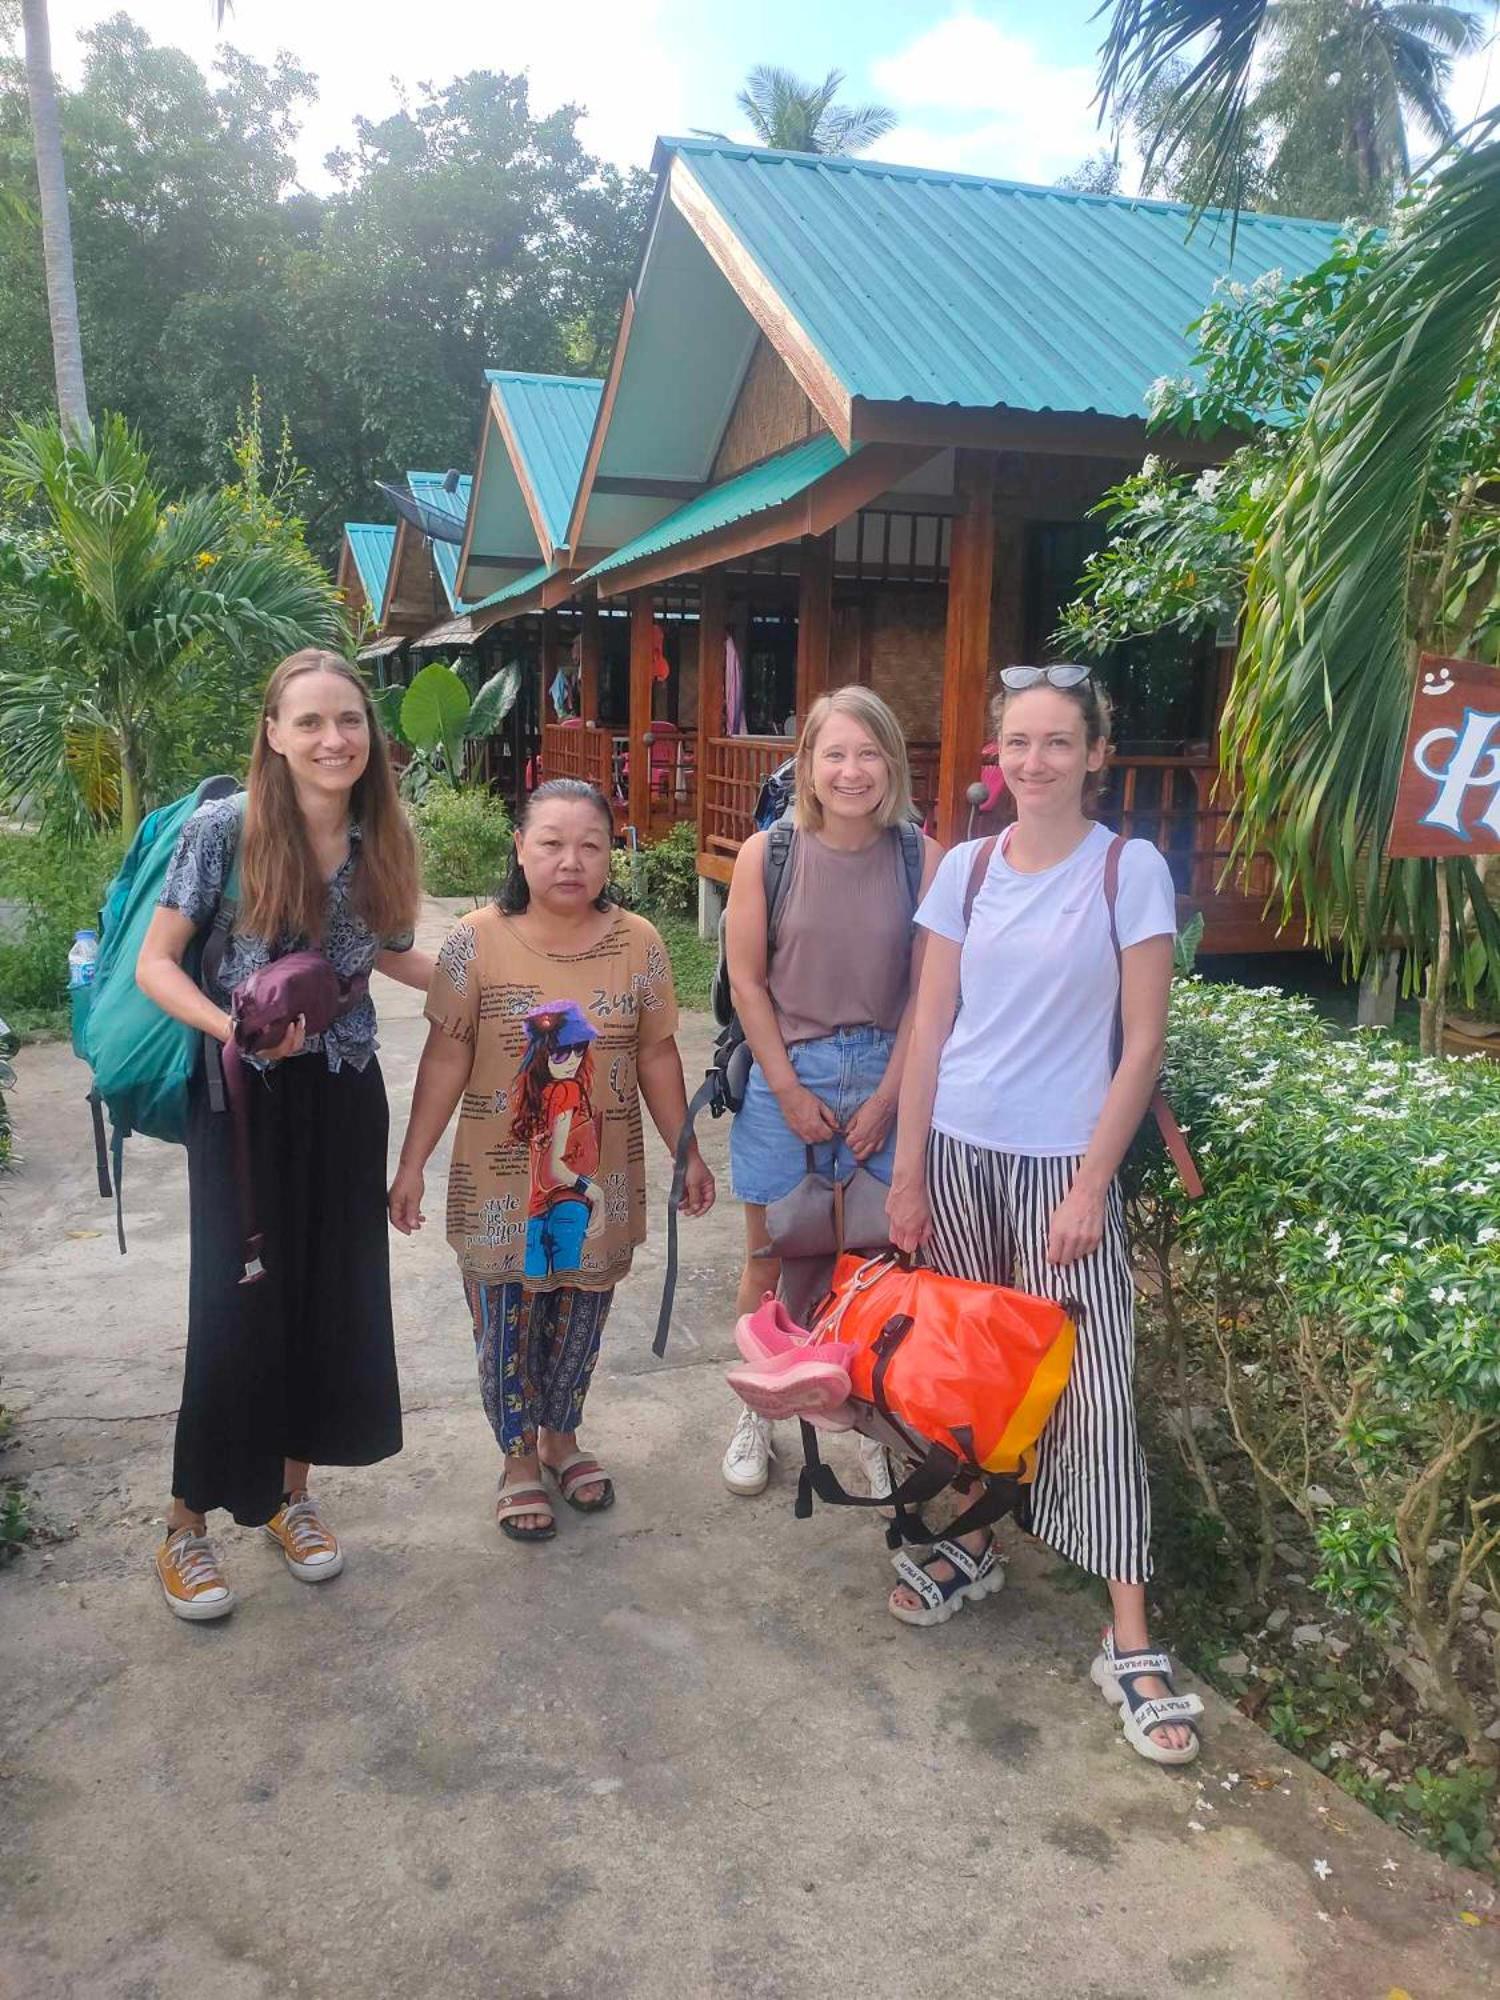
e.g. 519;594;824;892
888;1536;1007;1627
1090;1627;1203;1765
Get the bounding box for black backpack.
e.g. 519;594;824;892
655;815;924;1356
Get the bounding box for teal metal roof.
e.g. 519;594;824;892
343;523;396;615
485;371;604;553
658;139;1345;422
579;433;851;586
470;563;553;614
406;471;473;611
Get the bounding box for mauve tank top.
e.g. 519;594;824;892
768;829;915;1045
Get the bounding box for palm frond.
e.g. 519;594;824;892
1096;0;1271;212
1228;115;1500;985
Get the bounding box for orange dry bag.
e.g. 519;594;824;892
794;1253;1077;1548
816;1252;1076;1476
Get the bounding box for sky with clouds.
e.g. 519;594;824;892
35;1;1500;194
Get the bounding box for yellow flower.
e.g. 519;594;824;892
195;550;219;570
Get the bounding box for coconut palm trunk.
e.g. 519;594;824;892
21;0;90;443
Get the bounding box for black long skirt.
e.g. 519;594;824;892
173;1048;403;1525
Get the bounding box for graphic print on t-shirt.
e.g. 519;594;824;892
509;1000;603;1278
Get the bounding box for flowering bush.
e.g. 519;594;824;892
1137;980;1500;1761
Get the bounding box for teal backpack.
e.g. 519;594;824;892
79;775;244;1248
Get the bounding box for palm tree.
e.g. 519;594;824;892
735;66;896;156
19;0;89;441
0;414;349;835
1097;0;1500;1024
1260;0;1482;202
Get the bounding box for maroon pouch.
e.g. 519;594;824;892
220;952;371;1282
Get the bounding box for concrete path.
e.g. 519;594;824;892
2;901;1496;1999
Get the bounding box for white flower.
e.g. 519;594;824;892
1140;454;1163;478
1137;491;1167;518
1312;1858;1332;1881
1193;468;1225;501
1478;1226;1499;1246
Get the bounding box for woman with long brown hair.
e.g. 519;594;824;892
136;648;432;1622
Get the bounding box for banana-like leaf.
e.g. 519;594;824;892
63;725;122;823
400;662;470;782
1229;116;1500;993
465;662;521;739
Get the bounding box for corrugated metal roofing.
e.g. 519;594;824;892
470;563;554;613
406;471;473;611
485;372;604;552
343;523;396;616
660;139;1344;421
579;433;851;585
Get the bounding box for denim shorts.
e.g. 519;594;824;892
729;1025;898;1206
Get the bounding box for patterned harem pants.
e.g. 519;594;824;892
925;1129;1152;1584
463;1280;614;1458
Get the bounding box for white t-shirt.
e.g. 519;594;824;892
916;822;1178;1157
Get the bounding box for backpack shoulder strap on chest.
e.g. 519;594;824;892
962;836;998;931
896;820;924;910
763;817;797;947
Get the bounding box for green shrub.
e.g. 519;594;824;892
410;789;513;898
0;828;124;1027
1136;980;1500;1763
631;820;699;920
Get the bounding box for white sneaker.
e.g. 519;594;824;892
722;1407;773;1495
859;1434;894;1503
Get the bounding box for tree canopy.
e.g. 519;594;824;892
0;15;649;560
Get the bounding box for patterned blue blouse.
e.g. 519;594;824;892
159;794;415;1073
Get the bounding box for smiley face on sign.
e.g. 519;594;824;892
1389;655;1500;859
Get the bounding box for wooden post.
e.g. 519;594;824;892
936;450;997;846
629;590;654;839
579;593;601;724
795;530;834;724
539;609;558;730
697;569;727;864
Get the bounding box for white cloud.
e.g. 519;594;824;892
869;13;1107;187
38;0;687;186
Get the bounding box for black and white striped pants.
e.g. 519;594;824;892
925;1129;1152;1584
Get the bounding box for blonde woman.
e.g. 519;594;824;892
720;686;941;1496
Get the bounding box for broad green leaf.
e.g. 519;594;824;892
400;662;470;759
464;662;521;739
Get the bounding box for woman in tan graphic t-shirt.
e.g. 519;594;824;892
389;779;714;1543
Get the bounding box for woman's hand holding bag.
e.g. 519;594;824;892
773;1077;841;1146
885;1174;932;1256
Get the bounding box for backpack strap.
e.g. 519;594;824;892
201;795;246;1118
1102;835;1204;1200
962;837;998;930
763;816;797;949
896;820;924;911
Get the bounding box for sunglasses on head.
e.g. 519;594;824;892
999;664;1093;691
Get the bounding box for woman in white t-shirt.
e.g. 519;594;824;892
886;664;1202;1766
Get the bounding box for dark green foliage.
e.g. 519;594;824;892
0;22;649;563
0;827;122;1027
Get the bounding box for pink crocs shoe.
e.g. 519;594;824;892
726;1348;854;1422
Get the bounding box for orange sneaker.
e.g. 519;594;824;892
263;1496;344;1582
155;1526;236;1622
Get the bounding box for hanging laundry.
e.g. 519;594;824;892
549;668;572;718
650;623;670;684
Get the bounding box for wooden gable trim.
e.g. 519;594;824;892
850;397;1237;469
668;155;854;452
592;443;931;599
490;379;559;565
335;540;367;626
540;569;583;610
454;390;501;603
565;287;636;556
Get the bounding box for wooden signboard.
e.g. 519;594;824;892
1388;653;1500;859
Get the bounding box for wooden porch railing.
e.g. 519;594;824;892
541;721;617;797
1102;755;1272;904
702;736;941;855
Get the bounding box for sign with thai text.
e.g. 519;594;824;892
1389;654;1500;858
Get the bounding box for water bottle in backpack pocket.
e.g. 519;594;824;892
67;929;100;1059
